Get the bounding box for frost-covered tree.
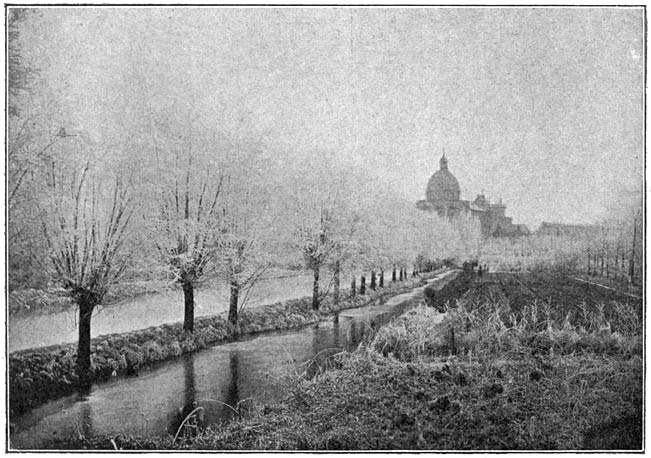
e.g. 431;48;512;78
149;124;227;332
279;152;366;310
8;116;83;288
8;8;38;117
39;159;133;382
216;150;278;324
294;198;340;310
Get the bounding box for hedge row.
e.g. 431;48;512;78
9;273;437;415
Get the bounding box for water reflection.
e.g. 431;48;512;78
345;319;368;348
184;356;196;406
168;355;203;437
305;323;342;378
11;284;425;449
225;351;239;413
79;402;93;439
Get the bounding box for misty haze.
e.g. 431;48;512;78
7;6;644;451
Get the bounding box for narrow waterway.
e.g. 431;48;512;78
9;270;384;352
10;270;456;450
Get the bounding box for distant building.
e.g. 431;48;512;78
536;222;598;237
416;154;528;237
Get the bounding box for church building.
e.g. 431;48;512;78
416;154;529;237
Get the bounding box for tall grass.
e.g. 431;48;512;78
372;295;641;363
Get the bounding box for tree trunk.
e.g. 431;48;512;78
183;282;195;332
621;250;626;270
399;268;404;281
360;275;366;295
77;300;94;385
350;277;356;297
392;267;397;282
587;247;591;275
591;253;596;276
228;278;239;325
312;265;320;310
379;270;384;288
600;250;604;276
629;215;638;282
370;270;376;290
333;261;340;306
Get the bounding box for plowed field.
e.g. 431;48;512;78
460;271;642;333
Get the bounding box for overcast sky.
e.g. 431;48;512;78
20;7;644;229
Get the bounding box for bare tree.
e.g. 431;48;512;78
218;179;274;325
296;203;339;310
327;235;360;307
8;120;70;289
628;209;641;284
40;161;133;383
293;186;371;309
8;9;73;288
8;8;38;117
153;152;225;332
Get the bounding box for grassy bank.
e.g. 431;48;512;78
60;270;643;451
9;272;435;416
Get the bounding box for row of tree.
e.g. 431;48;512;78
9;110;482;382
585;214;643;284
480;211;643;285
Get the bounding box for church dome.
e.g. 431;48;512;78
426;154;460;203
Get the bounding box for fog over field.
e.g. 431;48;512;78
12;7;644;229
7;7;644;452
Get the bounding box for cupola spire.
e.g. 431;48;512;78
440;150;448;171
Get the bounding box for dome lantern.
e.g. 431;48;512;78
425;152;460;204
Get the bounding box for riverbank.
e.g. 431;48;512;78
61;270;642;451
9;271;441;416
8;268;384;318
